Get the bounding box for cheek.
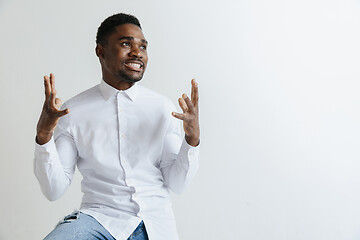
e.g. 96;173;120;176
108;47;126;61
109;53;125;68
143;55;149;66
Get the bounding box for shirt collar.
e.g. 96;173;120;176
99;79;139;102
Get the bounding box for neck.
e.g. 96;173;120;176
104;78;134;91
102;72;134;91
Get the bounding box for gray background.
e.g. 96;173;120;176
1;0;360;239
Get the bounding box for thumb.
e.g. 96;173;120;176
56;108;70;118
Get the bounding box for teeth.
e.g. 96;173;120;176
128;63;141;68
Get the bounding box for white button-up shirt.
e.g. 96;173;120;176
34;80;200;240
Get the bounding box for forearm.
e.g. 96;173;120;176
161;138;200;194
34;137;72;201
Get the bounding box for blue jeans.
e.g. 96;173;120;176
43;211;148;240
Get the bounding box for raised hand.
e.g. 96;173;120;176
36;73;69;145
172;79;200;147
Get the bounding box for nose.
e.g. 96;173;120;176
129;46;142;58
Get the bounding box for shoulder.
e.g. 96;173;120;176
136;85;178;130
63;84;101;109
58;84;100;126
137;84;176;111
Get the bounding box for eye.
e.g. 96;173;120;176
140;45;147;50
121;42;130;47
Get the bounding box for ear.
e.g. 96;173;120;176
95;44;105;59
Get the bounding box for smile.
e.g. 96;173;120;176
124;62;143;72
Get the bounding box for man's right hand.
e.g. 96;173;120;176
36;73;69;145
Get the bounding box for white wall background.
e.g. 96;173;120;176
1;0;360;239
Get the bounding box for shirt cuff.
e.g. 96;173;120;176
182;136;200;148
34;136;58;163
179;137;200;164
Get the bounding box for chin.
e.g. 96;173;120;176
120;72;144;83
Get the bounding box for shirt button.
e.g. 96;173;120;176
121;133;126;138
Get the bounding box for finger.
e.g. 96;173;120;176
178;97;188;113
191;79;199;108
54;98;62;109
50;73;59;107
191;79;195;102
50;73;55;92
44;76;51;100
49;89;57;107
182;93;195;113
171;112;185;120
56;108;70;118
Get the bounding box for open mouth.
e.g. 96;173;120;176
124;62;143;72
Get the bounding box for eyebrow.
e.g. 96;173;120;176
118;36;148;44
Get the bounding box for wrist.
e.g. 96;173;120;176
185;134;200;147
36;131;53;145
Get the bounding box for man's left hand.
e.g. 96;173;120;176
172;79;200;147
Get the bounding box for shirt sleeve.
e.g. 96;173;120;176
33;103;78;201
159;101;200;194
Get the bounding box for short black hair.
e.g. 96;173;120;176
96;13;142;45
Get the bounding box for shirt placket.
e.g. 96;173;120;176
117;92;140;214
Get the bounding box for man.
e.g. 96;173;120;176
34;13;200;240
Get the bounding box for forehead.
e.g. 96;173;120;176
109;23;146;42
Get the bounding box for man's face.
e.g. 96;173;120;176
98;24;148;83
